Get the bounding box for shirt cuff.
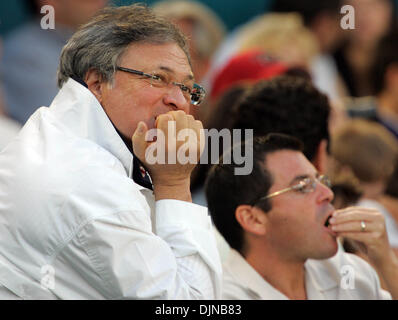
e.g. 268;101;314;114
155;199;212;230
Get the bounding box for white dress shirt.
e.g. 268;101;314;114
0;78;222;299
222;249;391;300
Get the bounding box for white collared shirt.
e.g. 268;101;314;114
222;249;391;300
0;78;222;299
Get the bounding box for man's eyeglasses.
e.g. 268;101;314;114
116;66;206;106
254;175;332;203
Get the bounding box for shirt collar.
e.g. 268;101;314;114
225;249;340;299
304;258;339;296
49;77;153;190
304;247;349;296
224;249;288;299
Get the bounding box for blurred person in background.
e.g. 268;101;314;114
331;119;398;254
207;13;317;93
234;12;350;129
209;50;289;103
203;50;312;125
152;0;226;85
0;0;108;124
270;0;347;101
209;0;346;103
333;0;396;97
342;31;398;222
237;13;319;70
346;31;398;139
371;31;398;139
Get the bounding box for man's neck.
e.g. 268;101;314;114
245;247;307;300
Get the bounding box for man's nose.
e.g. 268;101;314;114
163;84;190;113
317;181;334;204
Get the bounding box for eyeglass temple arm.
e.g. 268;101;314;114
258;186;296;201
259;182;307;201
116;66;145;77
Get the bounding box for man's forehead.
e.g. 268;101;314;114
120;42;193;78
265;150;317;184
157;66;194;81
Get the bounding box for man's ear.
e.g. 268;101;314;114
313;139;328;174
235;204;267;236
84;69;105;103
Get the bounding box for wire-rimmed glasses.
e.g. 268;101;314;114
116;66;206;106
254;174;332;204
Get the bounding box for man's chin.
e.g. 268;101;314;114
310;240;339;261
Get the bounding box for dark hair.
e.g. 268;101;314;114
270;0;342;26
205;133;303;254
371;30;398;95
190;70;310;193
233;75;330;162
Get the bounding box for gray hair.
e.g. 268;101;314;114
57;3;190;88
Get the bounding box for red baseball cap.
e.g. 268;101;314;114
210;50;288;100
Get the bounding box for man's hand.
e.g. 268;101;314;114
132;110;205;201
330;206;398;299
330;207;390;263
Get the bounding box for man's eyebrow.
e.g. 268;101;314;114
288;174;310;186
288;172;319;185
158;66;194;81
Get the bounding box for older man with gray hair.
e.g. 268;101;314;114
0;4;221;299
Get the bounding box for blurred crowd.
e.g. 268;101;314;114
1;0;398;298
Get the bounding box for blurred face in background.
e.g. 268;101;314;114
312;11;343;53
347;0;393;45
